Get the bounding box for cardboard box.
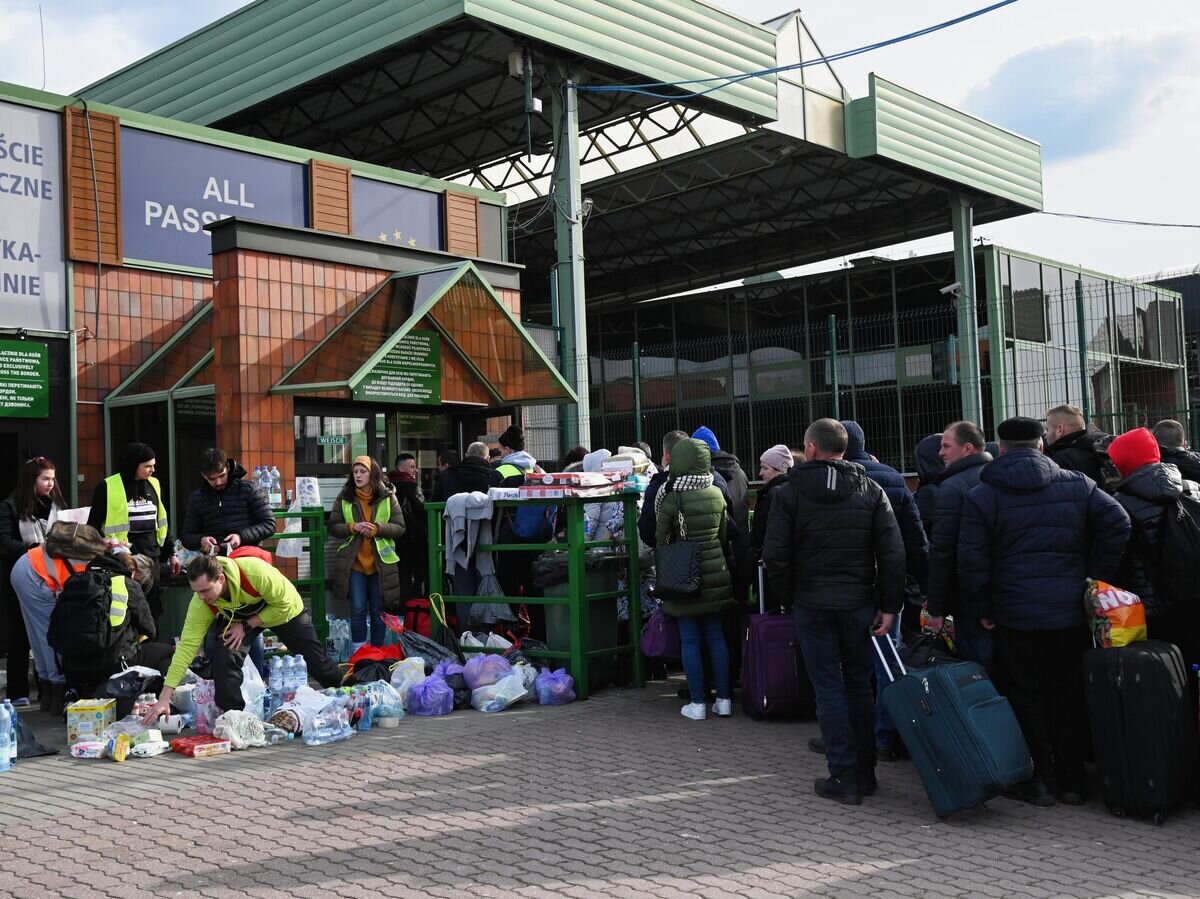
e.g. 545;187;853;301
66;699;116;744
518;485;568;499
527;471;611;488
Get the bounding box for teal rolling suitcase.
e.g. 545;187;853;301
873;636;1033;818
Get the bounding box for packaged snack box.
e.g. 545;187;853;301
66;699;116;744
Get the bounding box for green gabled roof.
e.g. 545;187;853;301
79;0;778;125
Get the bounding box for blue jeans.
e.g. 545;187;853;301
350;570;385;647
795;604;876;774
955;614;995;672
873;614;903;747
676;613;731;704
9;555;64;684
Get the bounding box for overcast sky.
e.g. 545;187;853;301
1;0;1196;278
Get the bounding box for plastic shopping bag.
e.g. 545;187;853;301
268;685;330;735
470;672;531;713
214;710;267;749
534;668;576;706
407;676;455;717
388;657;427;707
240;656;267;720
1086;579;1147;648
275;499;306;559
192;678;219;735
463;654;513;690
433;660;471;710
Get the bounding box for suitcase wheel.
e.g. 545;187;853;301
1154;812;1166;827
1108;805;1126;819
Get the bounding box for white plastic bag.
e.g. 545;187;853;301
470;672;531;713
388;657;427;708
214;710;267;749
514;663;538;690
461;631;485;658
485;633;513;651
240;656;267;719
268;685;328;734
275;499;306;559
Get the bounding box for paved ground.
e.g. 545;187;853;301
0;680;1197;899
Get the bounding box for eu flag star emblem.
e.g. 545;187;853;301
394;230;403;241
408;237;417;247
378;232;387;242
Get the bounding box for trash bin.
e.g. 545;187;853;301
158;585;194;643
543;558;620;693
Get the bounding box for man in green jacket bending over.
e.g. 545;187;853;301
141;554;341;721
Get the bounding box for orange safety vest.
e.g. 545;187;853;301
28;546;74;593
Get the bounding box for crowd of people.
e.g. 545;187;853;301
3;407;1198;812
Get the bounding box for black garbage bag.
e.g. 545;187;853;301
342;658;395;686
532;549;615;589
16;716;57;759
429;594;465;664
95;668;165;718
399;630;460;675
900;629;957;669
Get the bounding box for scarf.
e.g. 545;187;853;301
353;486;378;575
653;472;714;518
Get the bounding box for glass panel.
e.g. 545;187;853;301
122;307;211;395
1009;257;1047;342
278;270;452;391
1154;293;1181;364
1112;283;1137;356
1000;253;1013;338
427;269;570;402
294;414;369;467
1133;285;1154;359
1047;266;1071;348
1080;275;1111;355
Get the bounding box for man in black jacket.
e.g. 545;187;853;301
389;452;426;600
1045;404;1112;488
433;442;494;500
925;421;993;667
763;419;905;805
1151;419;1200;483
180;449;276;553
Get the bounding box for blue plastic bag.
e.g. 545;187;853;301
463;654;513;690
534;668;576;705
406;676;454;717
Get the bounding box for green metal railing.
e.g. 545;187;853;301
425;495;644;700
261;507;329;641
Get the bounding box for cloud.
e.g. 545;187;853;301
963;30;1197;161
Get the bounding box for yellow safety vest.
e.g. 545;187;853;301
495;463;530;482
102;474;168;547
339;498;400;564
109;574;129;627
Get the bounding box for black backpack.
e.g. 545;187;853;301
1155;493;1200;606
1091;434;1123;493
47;566;128;676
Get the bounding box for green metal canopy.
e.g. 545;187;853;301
274;260;577;405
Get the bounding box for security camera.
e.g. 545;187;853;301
939;282;962;296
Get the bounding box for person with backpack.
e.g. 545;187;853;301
1151;419;1200;483
1;455;65;708
141;553;341;721
330;456;405;651
1045;405;1115;490
432;442;494;501
87;442;180;620
47;548;171;697
388;452;427;601
1108;428;1200;692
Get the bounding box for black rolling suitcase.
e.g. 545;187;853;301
1083;640;1198;824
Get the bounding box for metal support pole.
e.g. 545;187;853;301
1075;278;1091;422
948;334;959;385
949;193;983;423
631;340;643;445
550;74;591;450
829;314;840;420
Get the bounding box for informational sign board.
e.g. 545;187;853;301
0;102;65;331
121;128;307;270
0;338;49;418
353;330;441;405
351;177;443;252
316;435;348;446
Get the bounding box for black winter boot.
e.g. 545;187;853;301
48;682;68;718
814;770;862;805
39;679;52;712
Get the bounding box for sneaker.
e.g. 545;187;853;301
711;698;732;717
814;773;862;805
680;702;707;721
10;697;29;708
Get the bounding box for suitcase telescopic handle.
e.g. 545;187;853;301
871;632;907;682
758;561;766;615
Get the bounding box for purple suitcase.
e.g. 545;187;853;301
742;563;816;719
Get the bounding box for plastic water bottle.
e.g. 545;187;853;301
295;655;308;689
269;656;284;696
325;619;339;660
269;466;283;507
2;700;17;764
259;465;272;501
280;656;295;700
0;705;10;773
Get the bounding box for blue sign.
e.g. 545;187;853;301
121;128;307;269
351;176;442;252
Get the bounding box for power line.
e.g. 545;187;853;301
1040;211;1200;229
574;0;1020;100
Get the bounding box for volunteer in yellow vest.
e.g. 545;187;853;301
488;425;542;603
87;442;180;621
330;455;405;651
142;553;341;723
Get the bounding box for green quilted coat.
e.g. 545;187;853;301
654;438;734;618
